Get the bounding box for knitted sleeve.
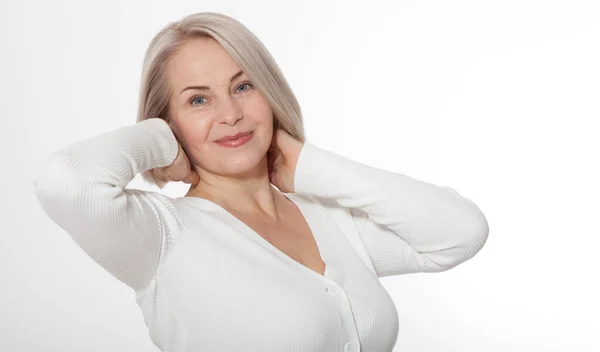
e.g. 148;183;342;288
32;118;181;290
293;141;489;276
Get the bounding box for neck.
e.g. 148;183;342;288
186;175;287;222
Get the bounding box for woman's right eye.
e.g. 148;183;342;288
190;95;206;105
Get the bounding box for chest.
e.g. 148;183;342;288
235;207;327;276
152;197;401;351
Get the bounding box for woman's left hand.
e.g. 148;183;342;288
267;128;304;193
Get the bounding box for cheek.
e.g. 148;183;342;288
242;95;273;120
174;119;211;152
176;114;210;138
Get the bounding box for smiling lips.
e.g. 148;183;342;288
215;131;253;142
215;131;254;148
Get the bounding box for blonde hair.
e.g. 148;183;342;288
136;12;306;189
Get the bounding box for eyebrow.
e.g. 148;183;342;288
179;70;245;95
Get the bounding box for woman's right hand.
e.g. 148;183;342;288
155;141;200;185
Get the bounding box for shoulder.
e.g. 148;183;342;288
291;193;355;232
295;193;378;275
129;189;185;231
296;193;346;215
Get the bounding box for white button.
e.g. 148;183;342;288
326;287;337;295
344;341;358;352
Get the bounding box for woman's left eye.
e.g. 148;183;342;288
236;82;252;92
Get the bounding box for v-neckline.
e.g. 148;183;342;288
179;192;330;279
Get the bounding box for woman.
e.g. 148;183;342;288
33;12;489;352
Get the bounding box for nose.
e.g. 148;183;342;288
218;96;243;125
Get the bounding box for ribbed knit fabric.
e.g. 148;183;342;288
33;118;489;352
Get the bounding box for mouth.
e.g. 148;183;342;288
215;131;253;142
215;131;254;148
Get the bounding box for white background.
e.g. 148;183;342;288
1;0;599;351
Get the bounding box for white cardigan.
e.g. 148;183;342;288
33;118;489;352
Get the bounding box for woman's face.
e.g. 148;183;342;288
166;37;274;178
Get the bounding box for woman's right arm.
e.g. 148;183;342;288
33;118;180;291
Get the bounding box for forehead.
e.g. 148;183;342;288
167;37;242;86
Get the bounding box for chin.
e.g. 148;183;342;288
219;152;265;173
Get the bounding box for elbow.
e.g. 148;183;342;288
32;153;84;206
461;213;489;262
422;213;489;272
33;154;61;200
450;198;490;267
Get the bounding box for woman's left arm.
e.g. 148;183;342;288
293;141;489;277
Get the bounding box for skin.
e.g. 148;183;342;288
165;36;304;223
